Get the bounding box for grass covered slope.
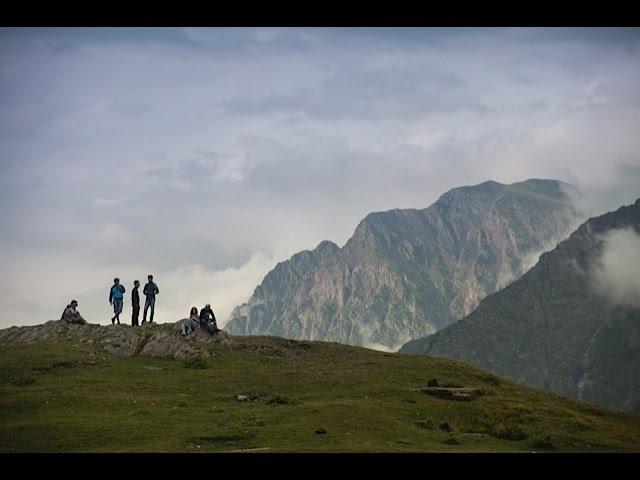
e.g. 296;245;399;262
1;324;639;452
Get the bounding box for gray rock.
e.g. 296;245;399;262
0;319;234;362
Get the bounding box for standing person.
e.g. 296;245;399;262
199;303;220;335
142;274;159;324
131;280;140;326
109;278;126;325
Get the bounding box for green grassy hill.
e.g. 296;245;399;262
0;322;639;452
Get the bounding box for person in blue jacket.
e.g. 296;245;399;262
109;277;126;325
142;274;159;324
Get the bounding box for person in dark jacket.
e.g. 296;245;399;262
199;303;220;335
109;278;126;325
142;275;159;324
131;280;140;326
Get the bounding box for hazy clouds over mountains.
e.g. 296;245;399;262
592;228;640;308
1;28;640;327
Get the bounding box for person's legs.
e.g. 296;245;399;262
143;297;151;323
182;318;195;335
114;299;123;324
202;321;216;335
149;297;156;323
132;306;139;326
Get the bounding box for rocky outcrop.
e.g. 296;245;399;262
400;199;640;413
0;320;233;360
226;179;579;349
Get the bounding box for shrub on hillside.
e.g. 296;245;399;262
415;418;435;430
182;356;209;369
490;424;528;441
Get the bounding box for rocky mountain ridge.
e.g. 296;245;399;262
226;179;580;349
400;199;640;413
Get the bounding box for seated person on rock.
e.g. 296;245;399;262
199;303;221;335
181;307;200;336
61;300;88;325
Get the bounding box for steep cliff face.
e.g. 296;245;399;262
227;179;579;350
400;199;640;413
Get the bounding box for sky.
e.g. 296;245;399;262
1;27;640;329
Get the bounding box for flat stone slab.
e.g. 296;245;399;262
420;387;484;401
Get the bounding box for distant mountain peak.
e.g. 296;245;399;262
226;179;579;350
315;240;340;253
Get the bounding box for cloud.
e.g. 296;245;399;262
143;251;282;328
497;212;585;289
592;228;640;308
361;342;393;353
1;28;640;328
567;163;640;219
95;196;128;206
357;321;416;352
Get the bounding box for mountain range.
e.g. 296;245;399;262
226;179;579;350
400;199;640;413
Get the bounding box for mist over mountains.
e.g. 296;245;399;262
400;199;640;412
226;179;579;350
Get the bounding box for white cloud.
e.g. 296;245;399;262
592;228;640;308
152;251;281;327
95;196;128;206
